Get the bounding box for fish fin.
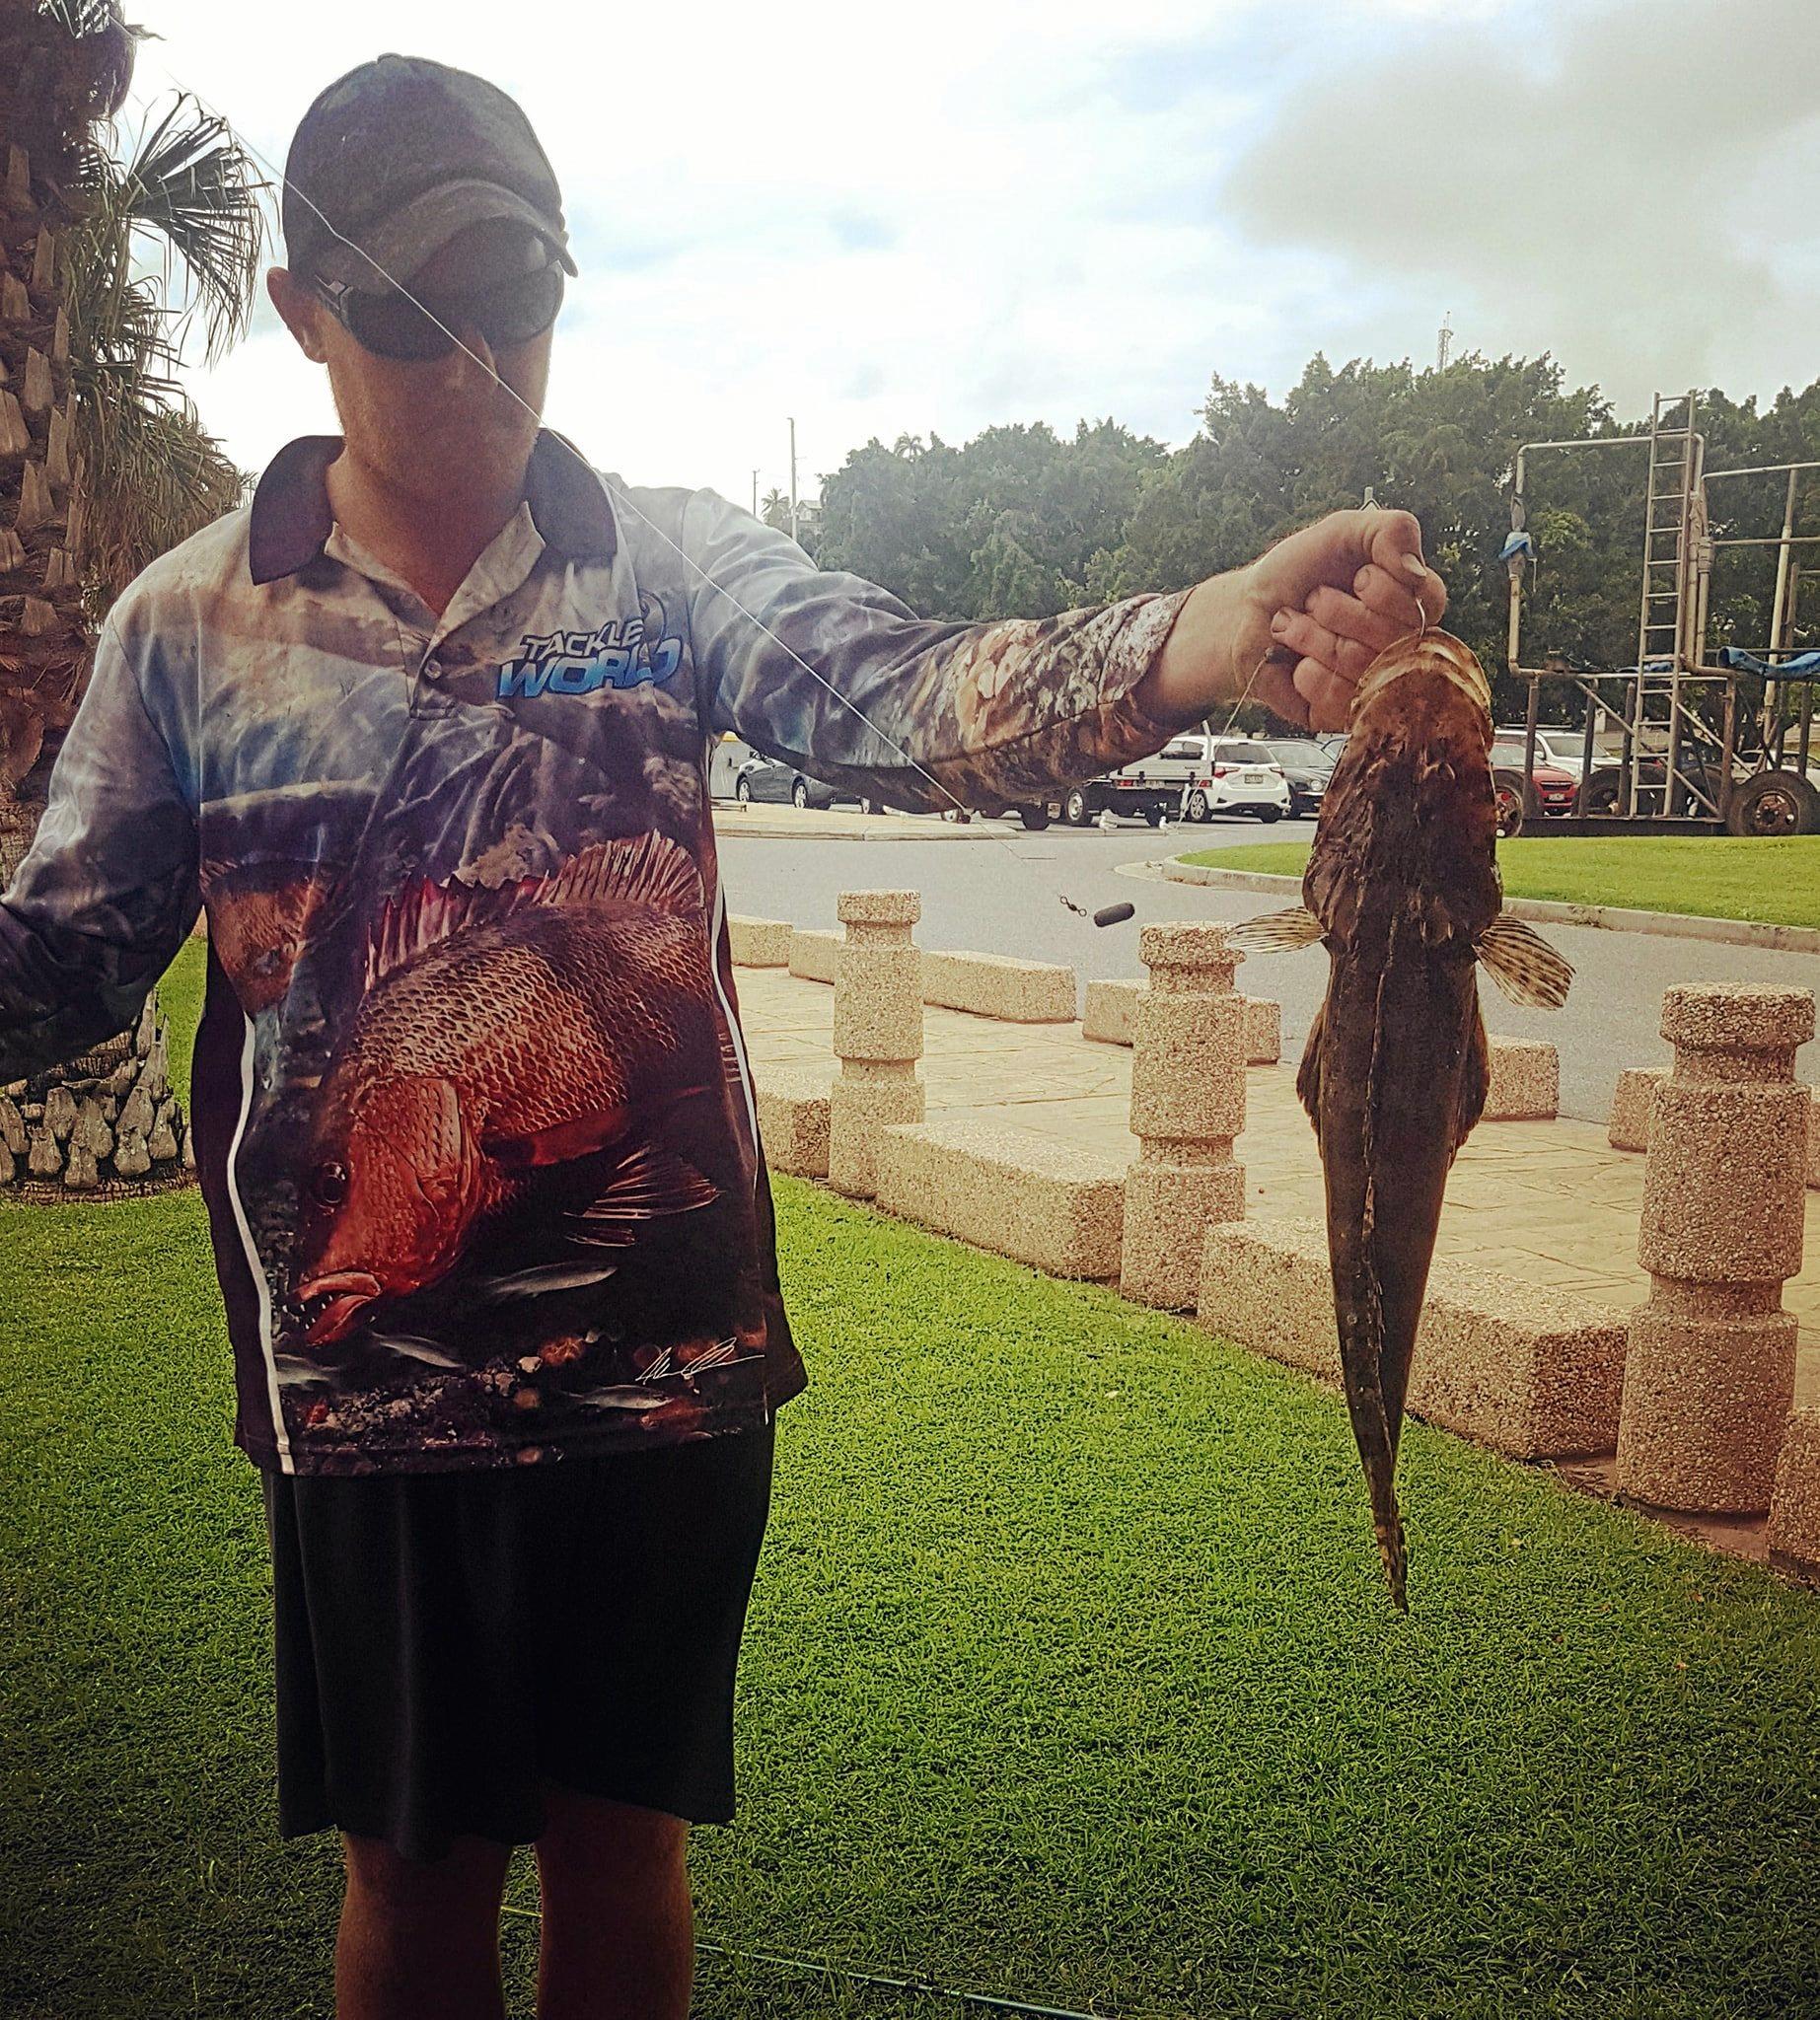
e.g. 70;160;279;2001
1476;915;1573;1008
1227;904;1324;958
1455;1008;1491;1155
367;872;494;987
717;1019;745;1090
1294;1001;1326;1128
366;834;703;987
534;832;703;917
483;1105;634;1169
567;1144;720;1248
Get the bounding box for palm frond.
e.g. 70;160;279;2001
110;95;266;362
75;388;248;607
34;0;137;119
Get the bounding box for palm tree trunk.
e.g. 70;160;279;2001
1;11;191;1197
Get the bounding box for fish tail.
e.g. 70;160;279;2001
1345;1345;1411;1614
1363;1424;1410;1615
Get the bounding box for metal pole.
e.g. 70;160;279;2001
1769;465;1799;656
788;416;799;542
752;469;760;518
1505;455;1525;679
1522;678;1541;824
1578;688;1596;818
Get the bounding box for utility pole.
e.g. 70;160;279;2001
1437;312;1454;372
752;469;760;518
787;416;799;542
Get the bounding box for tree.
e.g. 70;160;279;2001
1;0;260;1196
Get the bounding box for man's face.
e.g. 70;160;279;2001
269;220;555;499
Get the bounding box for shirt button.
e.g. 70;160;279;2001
423;657;442;680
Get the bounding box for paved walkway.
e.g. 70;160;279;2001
734;966;1820;1410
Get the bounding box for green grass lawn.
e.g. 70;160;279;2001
1178;834;1820;930
5;941;1819;2017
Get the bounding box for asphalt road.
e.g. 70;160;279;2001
715;810;1820;1122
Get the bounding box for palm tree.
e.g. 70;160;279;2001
1;0;260;1194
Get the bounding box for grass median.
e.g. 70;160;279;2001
1177;833;1820;931
5;939;1818;2017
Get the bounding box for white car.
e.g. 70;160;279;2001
1147;734;1290;823
1493;726;1592;779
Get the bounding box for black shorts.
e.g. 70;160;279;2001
262;1419;775;1864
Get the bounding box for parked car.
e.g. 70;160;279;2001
730;756;856;810
1489;740;1576;836
1492;725;1592;780
1122;734;1287;824
1056;764;1176;826
1261;738;1335;817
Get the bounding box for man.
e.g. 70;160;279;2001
0;53;1446;2020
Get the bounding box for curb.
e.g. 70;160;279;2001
713;811;1024;843
1157;858;1820;955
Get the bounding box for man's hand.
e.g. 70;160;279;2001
1142;508;1449;734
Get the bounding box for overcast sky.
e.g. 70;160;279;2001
132;0;1818;508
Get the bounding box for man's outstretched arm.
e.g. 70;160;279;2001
0;621;200;1083
685;493;1446;814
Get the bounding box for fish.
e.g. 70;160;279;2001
200;858;342;1014
1228;629;1571;1611
295;831;723;1346
366;1332;472;1369
567;1384;672;1412
475;1261;621;1301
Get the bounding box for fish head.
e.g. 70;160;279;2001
202;860;340;1015
1347;628;1492;753
295;1072;483;1345
1309;630;1502;951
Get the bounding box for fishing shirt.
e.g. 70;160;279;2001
0;429;1193;1475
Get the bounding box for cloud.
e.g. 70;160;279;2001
120;0;1816;513
1219;0;1820;409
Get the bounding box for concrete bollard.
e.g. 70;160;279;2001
1616;984;1815;1514
1120;922;1246;1309
827;890;924;1199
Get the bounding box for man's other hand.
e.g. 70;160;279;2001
1241;508;1448;731
1141;507;1449;735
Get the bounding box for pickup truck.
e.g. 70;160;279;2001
1056;734;1290;826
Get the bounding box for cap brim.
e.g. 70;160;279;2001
319;179;578;285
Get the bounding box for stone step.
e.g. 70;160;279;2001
755;1067;832;1179
1083;976;1280;1067
1198;1215;1630;1460
781;929;1078;1025
788;926;839;983
919;949;1076;1023
1484;1037;1560;1120
728;915;792;967
874;1116;1126;1279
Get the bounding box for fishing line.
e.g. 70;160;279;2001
129;81;1224;931
496;1906;1124;2017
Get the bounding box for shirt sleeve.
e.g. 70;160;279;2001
683;487;1196;814
0;618;200;1081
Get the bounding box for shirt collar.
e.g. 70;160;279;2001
247;427;617;585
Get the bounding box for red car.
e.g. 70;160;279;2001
1490;741;1576;835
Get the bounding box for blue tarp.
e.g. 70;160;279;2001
1718;647;1820;678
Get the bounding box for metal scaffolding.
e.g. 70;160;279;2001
1503;393;1819;836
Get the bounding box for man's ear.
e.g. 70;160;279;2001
268;267;328;364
